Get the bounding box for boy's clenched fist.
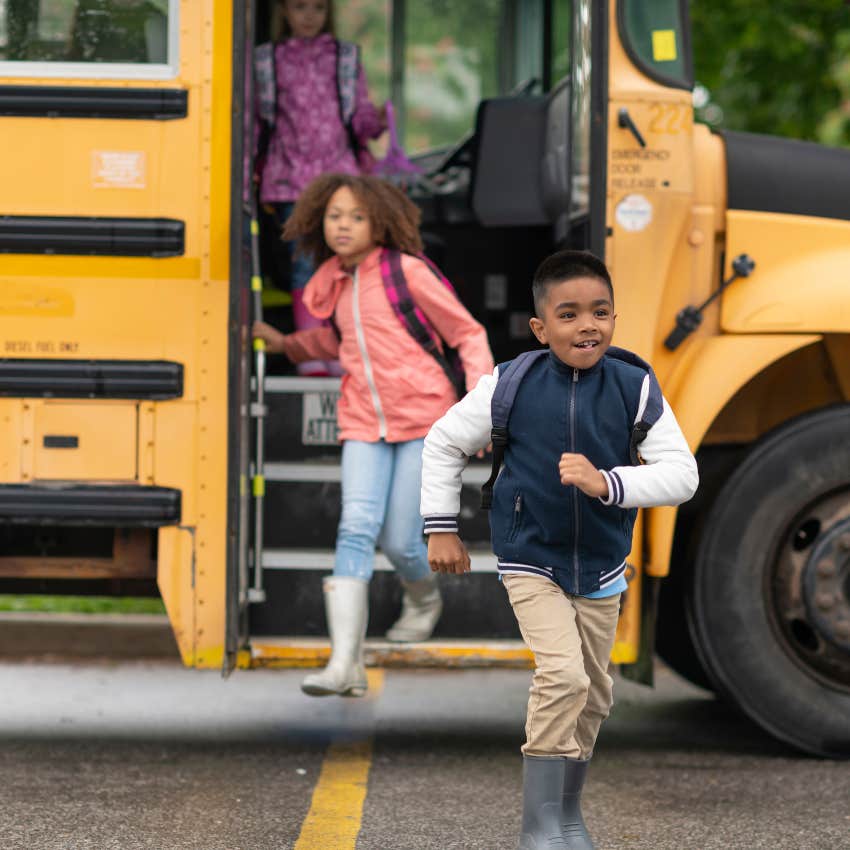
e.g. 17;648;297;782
559;453;609;499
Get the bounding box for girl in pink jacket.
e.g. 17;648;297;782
254;174;494;697
255;0;385;376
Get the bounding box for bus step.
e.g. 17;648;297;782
263;376;342;462
261;468;492;549
247;637;532;669
249;556;520;639
260;547;498;572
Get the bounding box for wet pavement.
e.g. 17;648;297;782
0;659;847;849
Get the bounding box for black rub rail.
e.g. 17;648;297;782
0;359;184;400
0;485;181;527
0;216;184;257
0;86;188;120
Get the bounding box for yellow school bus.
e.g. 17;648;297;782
1;0;848;757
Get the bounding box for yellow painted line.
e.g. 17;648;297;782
293;669;384;850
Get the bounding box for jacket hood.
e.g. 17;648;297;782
303;248;382;319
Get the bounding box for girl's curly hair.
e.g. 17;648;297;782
282;174;423;265
275;0;336;40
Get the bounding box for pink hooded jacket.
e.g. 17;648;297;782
280;249;494;443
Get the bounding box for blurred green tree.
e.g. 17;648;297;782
691;0;850;147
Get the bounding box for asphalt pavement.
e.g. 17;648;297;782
0;659;847;850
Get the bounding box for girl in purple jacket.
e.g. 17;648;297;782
255;0;386;375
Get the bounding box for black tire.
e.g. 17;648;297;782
657;444;747;692
657;557;714;691
689;405;850;757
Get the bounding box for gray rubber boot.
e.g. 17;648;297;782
562;757;594;849
517;755;568;850
301;576;369;697
385;575;443;642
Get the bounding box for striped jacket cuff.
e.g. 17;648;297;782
423;515;459;534
599;469;625;506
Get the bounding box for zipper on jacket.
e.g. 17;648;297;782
570;367;580;590
509;492;523;541
352;266;387;439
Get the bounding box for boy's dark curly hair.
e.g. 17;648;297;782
282;174;423;265
531;250;614;316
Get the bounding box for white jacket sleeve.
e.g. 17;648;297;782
420;368;497;533
599;387;698;509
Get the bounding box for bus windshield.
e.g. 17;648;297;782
333;0;550;157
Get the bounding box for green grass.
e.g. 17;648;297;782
0;595;166;615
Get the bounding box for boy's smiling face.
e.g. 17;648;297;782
529;275;616;369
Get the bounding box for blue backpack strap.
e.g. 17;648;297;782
481;350;548;509
336;40;360;128
606;346;664;463
254;42;277;128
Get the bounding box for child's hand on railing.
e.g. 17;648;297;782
252;320;287;354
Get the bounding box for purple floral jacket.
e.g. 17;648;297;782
257;33;383;203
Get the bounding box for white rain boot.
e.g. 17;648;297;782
301;576;369;697
385;575;443;642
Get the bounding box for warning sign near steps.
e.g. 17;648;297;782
302;391;341;445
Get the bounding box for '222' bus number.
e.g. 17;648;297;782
648;103;689;135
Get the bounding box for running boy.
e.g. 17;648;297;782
421;250;698;850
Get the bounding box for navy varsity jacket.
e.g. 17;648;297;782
420;349;699;596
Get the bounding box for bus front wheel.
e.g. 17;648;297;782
688;405;850;757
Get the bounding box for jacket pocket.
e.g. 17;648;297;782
507;491;523;543
619;507;637;549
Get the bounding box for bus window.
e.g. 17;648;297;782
509;0;545;94
550;0;571;86
0;0;178;78
616;0;693;90
337;1;390;104
403;0;503;153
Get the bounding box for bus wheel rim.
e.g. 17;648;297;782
772;490;850;692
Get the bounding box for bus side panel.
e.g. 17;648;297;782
0;0;235;669
184;0;236;669
647;333;821;578
722;211;850;334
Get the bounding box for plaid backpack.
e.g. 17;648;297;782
254;39;364;161
380;249;466;399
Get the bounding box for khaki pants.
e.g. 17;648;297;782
503;573;621;759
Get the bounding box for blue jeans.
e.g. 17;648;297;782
273;202;314;292
335;439;432;582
